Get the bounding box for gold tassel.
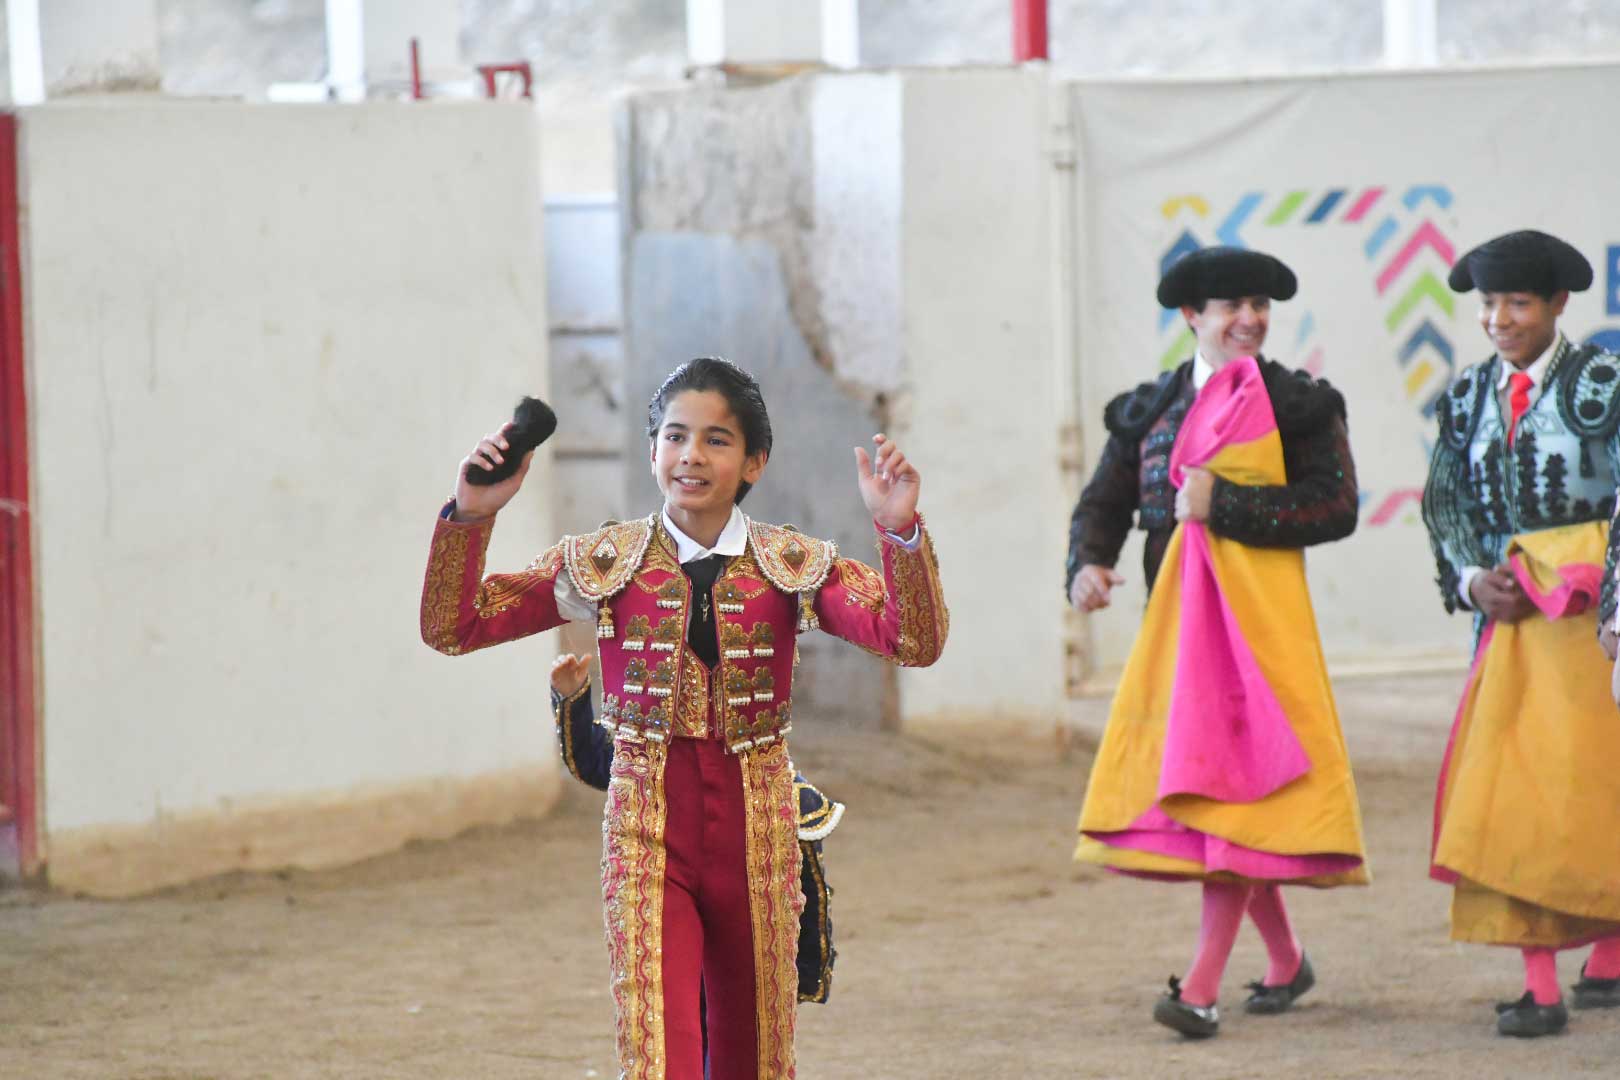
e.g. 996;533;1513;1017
797;593;819;633
596;603;615;640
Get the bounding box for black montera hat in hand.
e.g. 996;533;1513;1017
1156;246;1299;309
464;396;557;486
1447;230;1593;295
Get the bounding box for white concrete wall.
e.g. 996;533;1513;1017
40;0;162;95
20;101;557;887
892;69;1069;729
810;73;904;396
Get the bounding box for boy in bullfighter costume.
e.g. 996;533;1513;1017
421;358;947;1078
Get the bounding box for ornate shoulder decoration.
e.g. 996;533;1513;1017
562;515;657;600
1102;364;1188;441
1435;357;1495;453
745;518;838;594
1554;341;1620;440
1257;359;1348;434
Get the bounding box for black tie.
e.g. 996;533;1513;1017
683;554;726;669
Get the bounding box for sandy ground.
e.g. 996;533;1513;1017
3;671;1617;1079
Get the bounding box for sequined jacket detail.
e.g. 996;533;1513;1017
1420;338;1620;623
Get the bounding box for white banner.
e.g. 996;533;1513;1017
1068;63;1620;674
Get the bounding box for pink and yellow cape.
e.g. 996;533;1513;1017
1431;521;1620;946
1075;356;1368;887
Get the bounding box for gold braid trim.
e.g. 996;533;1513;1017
675;649;709;740
745;518;837;594
564;515;657;601
553;677;592;783
886;522;949;667
602;737;669;1079
799;840;833;1004
474;542;563;619
741;742;803;1079
421;523;475;655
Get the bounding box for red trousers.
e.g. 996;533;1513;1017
662;738;759;1080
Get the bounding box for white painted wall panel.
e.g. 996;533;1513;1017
22;101;557;832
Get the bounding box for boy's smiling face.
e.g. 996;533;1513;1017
651;389;767;517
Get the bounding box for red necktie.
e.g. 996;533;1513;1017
1507;371;1533;447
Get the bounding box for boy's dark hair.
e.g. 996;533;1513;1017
646;357;773;503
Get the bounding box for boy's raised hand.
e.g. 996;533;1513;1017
854;433;921;534
550;653;593;697
453;422;534;522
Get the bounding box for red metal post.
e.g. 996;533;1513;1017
410;37;423;100
475;62;534;101
0;111;40;877
1012;0;1049;62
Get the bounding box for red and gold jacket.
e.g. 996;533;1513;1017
420;508;949;749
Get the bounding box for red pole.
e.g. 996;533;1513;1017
410;37;423;99
1012;0;1049;62
0;111;40;878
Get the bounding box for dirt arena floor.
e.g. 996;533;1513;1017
3;671;1617;1079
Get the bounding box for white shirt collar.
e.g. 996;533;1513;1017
661;505;748;563
1496;333;1564;391
1192;351;1219;391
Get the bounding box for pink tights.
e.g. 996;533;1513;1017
1521;935;1620;1004
1179;882;1304;1006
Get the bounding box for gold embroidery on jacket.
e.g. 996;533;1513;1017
553;680;592;782
648;658;676;699
622;658;650;695
563;516;656;600
889;525;949;667
623;614;653;652
675;652;709;740
601;738;669;1079
720;620;751;660
799;840;833;1004
650;615;681;653
752;666;776;704
745;519;837;593
740;742;803;1078
834;557;886;614
724;667;755;708
473;543;563;619
421;525;472;654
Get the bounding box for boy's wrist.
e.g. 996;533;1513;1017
446;499;495;525
874;512;920;536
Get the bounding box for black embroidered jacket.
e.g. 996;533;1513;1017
1064;357;1359;596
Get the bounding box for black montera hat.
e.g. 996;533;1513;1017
1156;246;1298;309
1447;230;1593;295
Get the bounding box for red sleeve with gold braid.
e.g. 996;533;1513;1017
814;517;948;667
419;508;567;656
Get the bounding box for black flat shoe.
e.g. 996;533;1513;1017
1496;992;1568;1038
1572;962;1620;1010
1244;953;1315;1015
1153;976;1219;1039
